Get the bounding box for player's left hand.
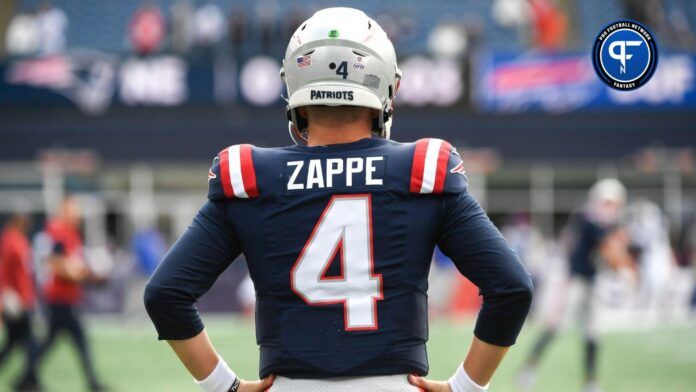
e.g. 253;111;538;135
408;375;452;392
238;375;275;392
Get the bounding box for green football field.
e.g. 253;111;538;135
0;316;694;391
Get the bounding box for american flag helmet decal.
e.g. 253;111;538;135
296;54;312;68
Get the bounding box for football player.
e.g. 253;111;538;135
144;8;533;392
0;209;41;391
518;178;634;392
36;197;106;391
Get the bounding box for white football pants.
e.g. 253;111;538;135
269;375;422;392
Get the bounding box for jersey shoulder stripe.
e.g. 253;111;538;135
409;138;452;194
209;144;259;200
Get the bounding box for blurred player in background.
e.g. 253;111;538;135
0;208;41;391
625;199;675;318
36;196;105;392
518;178;635;392
145;7;533;392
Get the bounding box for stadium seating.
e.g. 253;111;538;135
6;0;663;54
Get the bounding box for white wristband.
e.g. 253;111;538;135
448;363;489;392
195;356;237;392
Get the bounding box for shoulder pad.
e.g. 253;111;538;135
207;144;259;200
409;138;468;194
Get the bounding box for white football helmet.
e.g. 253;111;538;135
588;178;627;225
281;7;402;144
589;178;627;206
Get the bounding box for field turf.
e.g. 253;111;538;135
0;317;694;391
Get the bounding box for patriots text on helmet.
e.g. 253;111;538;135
310;90;354;101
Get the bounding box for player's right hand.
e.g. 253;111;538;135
408;375;452;392
238;375;275;392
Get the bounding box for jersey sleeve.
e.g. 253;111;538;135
436;190;533;347
144;200;241;340
409;138;468;195
208;144;260;201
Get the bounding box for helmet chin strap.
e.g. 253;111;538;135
382;116;392;141
287;108;309;145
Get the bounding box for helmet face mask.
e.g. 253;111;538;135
281;7;401;144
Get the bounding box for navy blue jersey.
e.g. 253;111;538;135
567;212;610;280
144;137;532;379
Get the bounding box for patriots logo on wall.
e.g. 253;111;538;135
6;50;116;115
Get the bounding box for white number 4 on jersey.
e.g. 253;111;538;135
291;195;383;331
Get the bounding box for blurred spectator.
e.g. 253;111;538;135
0;209;41;391
518;179;634;392
170;0;194;54
680;213;696;311
284;7;307;42
492;0;531;30
623;0;696;50
128;1;165;55
502;212;548;286
623;0;654;23
256;0;278;53
492;0;567;50
428;21;469;59
228;7;248;57
5;9;40;56
193;2;225;51
528;0;568;50
428;247;458;315
237;272;255;316
395;11;416;42
132;228;166;277
123;227;166;318
37;197;105;392
36;2;68;55
376;13;401;44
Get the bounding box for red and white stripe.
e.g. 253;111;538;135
218;144;259;198
410;138;452;194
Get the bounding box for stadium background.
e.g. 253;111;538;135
0;0;695;391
